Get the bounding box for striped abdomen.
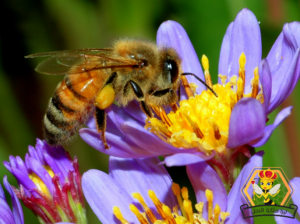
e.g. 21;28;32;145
43;70;107;145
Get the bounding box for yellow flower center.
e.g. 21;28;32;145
113;183;230;224
145;53;264;153
29;165;55;198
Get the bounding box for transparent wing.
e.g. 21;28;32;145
253;183;263;195
25;49;138;75
269;184;281;195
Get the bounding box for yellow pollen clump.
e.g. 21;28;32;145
145;53;264;154
113;183;230;224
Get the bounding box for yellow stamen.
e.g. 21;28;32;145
148;190;167;220
195;202;204;218
162;204;176;224
251;67;259;98
132;193;157;223
189;83;198;94
238;53;246;95
214;204;221;224
130;204;149;224
220;212;230;224
181;76;194;98
113;206;130;224
237;77;244;101
172;183;187;219
183;200;194;223
152;106;173;127
218;74;227;86
202;55;213;88
205;189;213;220
181;187;194;223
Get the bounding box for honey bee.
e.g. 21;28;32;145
26;39;216;149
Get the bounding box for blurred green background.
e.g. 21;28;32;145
1;0;299;223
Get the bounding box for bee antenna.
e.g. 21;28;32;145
181;73;218;97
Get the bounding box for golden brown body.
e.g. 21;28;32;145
27;39;183;147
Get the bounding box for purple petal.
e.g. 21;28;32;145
157;20;205;98
186;162;227;220
43;141;74;175
227;9;262;87
25;156;53;195
82;169;137;224
218;22;233;82
163;152;215;167
227;98;265;148
0;183;5;200
268;48;300;113
233;213;253;224
250;106;292;147
124;101;147;123
6;167;37;195
80;128;169;158
109;157;177;218
275;214;300;224
120;119;198;156
290;177;300;217
227;151;264;223
0;198;14;224
3;176;24;224
259;59;272;112
267;22;300;113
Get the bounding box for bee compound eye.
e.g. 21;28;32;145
164;59;179;83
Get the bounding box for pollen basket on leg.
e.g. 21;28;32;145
145;53;265;153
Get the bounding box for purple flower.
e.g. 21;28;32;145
79;9;298;170
0;176;24;224
3;139;86;224
275;177;300;224
74;152;263;224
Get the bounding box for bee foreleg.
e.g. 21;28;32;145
129;80;153;118
94;107;109;149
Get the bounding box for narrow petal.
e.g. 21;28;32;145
163;152;215;167
226;151;264;223
80;128;154;158
250;106;292;147
290;177;300;217
268;48;300;113
124;101;147;123
227;98;265;148
25;156;53;195
0;198;14;224
267;22;300;113
0;183;5;200
109;157;177;218
228;9;262;87
82;169;137;224
186;162;227;220
120;120;198;156
4;176;24;224
157;20;205;98
259;59;272;112
218;22;233;82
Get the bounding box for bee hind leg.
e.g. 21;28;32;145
129;80;153;118
94;107;110;149
94;82;116;149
